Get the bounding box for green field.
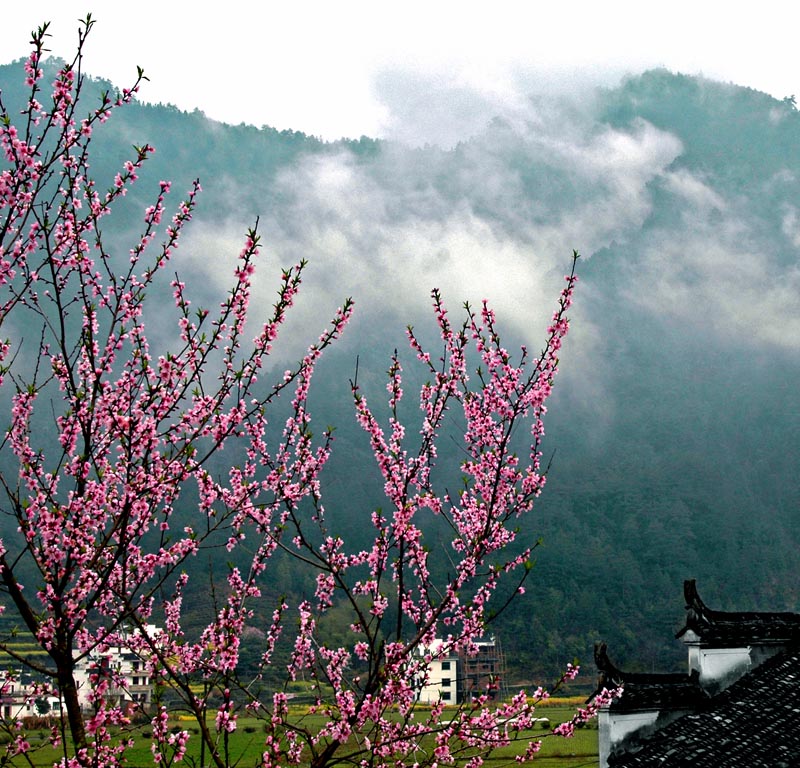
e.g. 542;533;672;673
6;704;598;767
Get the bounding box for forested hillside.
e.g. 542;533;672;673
1;57;798;684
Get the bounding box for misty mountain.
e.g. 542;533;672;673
1;58;799;682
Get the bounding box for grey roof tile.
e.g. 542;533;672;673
608;643;800;765
677;580;800;646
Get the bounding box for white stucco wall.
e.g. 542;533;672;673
687;645;751;693
416;657;459;704
598;708;660;768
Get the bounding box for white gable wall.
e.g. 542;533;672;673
599;708;659;768
687;645;751;693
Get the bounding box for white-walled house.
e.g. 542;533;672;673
0;672;62;720
1;624;160;720
593;580;800;767
415;639;460;704
593;642;708;768
73;624;161;711
414;636;507;705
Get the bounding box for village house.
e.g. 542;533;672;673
414;638;460;705
0;624;160;720
72;636;156;712
0;672;62;720
593;580;800;767
415;635;507;705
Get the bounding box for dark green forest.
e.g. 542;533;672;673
1;57;799;688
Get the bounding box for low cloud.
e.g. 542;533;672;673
624;168;800;353
175;71;800;436
248;108;683;352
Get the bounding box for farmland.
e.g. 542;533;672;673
3;700;598;767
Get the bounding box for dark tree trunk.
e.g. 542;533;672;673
57;662;88;757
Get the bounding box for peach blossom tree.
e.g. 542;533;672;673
0;16;606;768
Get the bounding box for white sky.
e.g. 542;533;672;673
2;1;800;141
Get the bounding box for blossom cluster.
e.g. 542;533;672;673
0;16;352;766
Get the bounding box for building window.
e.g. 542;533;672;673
442;692;451;701
442;661;451;671
442;678;451;687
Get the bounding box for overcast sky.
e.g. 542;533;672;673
3;1;800;142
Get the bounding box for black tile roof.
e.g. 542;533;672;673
608;644;800;766
594;643;709;712
677;579;800;647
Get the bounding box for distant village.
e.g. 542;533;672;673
0;626;158;721
0;630;508;721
